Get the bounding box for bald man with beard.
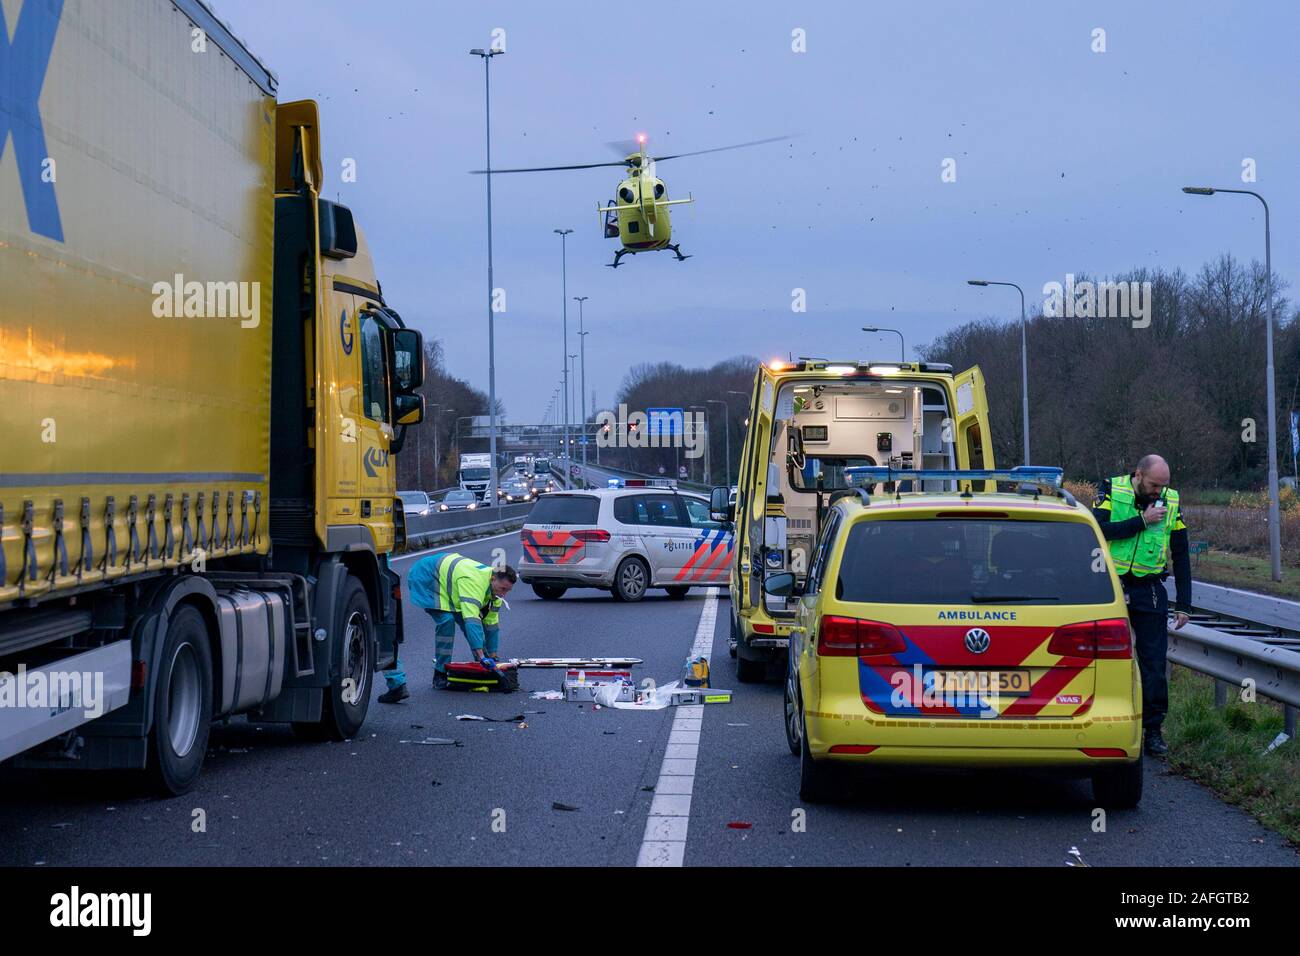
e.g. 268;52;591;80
1092;454;1192;758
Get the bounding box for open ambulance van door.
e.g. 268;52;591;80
952;365;996;491
736;372;776;612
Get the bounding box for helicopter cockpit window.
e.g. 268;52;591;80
619;187;635;203
627;221;639;233
654;183;665;198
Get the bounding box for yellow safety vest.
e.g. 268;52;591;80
1106;474;1180;577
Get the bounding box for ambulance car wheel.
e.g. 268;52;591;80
532;583;568;600
665;586;689;600
148;604;214;797
798;690;836;803
735;647;766;683
1091;752;1144;808
612;557;649;602
295;577;372;742
784;669;802;756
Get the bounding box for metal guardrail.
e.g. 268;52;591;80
1165;580;1300;736
402;501;535;549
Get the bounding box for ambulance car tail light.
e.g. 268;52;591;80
817;616;905;657
1048;619;1132;659
571;529;610;543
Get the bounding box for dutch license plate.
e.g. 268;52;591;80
538;545;568;556
931;669;1032;696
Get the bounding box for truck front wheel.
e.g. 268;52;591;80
295;577;373;741
148;604;214;796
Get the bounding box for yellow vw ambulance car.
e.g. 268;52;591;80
711;359;995;681
766;466;1142;806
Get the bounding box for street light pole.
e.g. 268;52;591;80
574;296;589;468
861;325;905;362
569;353;579;465
1183;186;1283;581
706;399;730;488
470;47;504;503
966;281;1030;466
555;228;573;465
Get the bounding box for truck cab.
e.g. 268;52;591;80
712;359;994;682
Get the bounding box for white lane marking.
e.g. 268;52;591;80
636;588;718;867
393;528;520;563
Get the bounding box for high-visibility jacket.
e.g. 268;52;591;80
407;553;502;626
1102;474;1182;576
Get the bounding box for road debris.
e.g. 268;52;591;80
727;822;753;830
455;714;527;722
1065;846;1089;867
399;737;463;746
552;802;581;812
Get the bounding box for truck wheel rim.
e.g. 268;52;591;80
622;563;645;596
344;610;369;705
166;643;202;758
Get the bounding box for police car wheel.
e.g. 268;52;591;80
1091;752;1144;808
532;583;567;600
612;557;649;602
664;586;689;600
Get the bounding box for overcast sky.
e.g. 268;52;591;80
216;0;1299;421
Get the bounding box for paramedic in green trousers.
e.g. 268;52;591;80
1092;454;1191;757
378;553;516;702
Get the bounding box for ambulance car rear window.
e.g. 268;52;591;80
836;518;1116;605
527;495;599;525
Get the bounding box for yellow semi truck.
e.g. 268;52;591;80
0;0;423;792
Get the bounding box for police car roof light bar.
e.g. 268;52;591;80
622;478;677;489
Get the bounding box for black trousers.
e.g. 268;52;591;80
1124;576;1169;734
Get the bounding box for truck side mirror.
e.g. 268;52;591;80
389;328;424;392
394;392;424;426
710;485;734;523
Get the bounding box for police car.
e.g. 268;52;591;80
518;480;733;601
774;467;1143;807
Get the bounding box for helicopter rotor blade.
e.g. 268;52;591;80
651;134;792;164
469;159;631;174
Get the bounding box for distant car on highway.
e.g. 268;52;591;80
497;477;534;503
530;475;557;495
519;480;731;602
439;489;480;512
397;490;433;518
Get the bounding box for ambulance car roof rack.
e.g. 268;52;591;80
844;466;1072;505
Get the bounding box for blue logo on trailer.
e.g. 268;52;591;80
0;0;65;241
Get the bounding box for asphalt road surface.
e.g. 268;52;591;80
1;530;1296;867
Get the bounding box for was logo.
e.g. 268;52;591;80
363;446;389;478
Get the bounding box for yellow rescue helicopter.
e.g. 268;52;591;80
473;134;787;268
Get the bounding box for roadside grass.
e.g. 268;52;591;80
1192;550;1300;602
1165;667;1300;845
